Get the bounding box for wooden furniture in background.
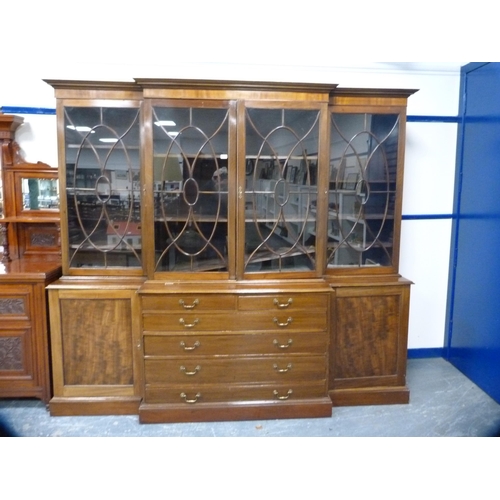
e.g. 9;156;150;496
0;112;61;403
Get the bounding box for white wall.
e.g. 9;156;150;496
1;2;464;350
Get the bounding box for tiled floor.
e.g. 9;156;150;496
1;357;499;437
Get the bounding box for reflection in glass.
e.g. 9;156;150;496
328;113;399;268
22;178;59;210
153;106;230;272
64;106;141;268
244;108;320;273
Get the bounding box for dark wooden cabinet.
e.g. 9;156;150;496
44;79;415;421
0;112;62;403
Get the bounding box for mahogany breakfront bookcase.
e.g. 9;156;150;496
44;79;416;423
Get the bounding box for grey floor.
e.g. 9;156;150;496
1;357;499;437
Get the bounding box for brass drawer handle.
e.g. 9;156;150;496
273;389;293;400
273;317;293;327
179;299;199;309
273;363;292;373
180;365;201;376
273;339;293;349
273;298;293;309
179;318;199;328
180;340;200;351
180;392;201;404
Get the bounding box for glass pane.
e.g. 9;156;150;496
244;108;320;273
64;105;141;268
21;178;59;210
153;105;229;272
328;113;399;268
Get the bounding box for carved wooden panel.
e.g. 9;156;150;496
59;298;133;385
0;297;25;315
0;336;23;370
20;224;60;255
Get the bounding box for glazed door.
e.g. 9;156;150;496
447;62;500;403
147;100;236;278
239;101;325;278
62;101;143;274
327;109;403;272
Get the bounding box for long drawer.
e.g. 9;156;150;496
144;381;328;404
142;293;328;313
145;355;327;385
144;332;328;356
143;309;327;332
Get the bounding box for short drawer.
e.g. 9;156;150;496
238;293;329;311
144;380;328;404
235;310;328;332
144;355;327;385
142;294;236;312
143;311;238;332
144;332;328;356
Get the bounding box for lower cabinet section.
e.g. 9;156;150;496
138;281;332;423
47;278;144;415
43;277;412;422
328;279;412;406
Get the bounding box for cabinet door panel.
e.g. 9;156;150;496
0;327;31;374
59;297;134;386
331;285;409;388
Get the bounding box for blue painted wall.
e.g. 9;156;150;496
446;62;500;403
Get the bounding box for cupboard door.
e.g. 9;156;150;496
48;285;143;415
329;284;411;405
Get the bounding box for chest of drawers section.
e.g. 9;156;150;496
138;283;332;423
